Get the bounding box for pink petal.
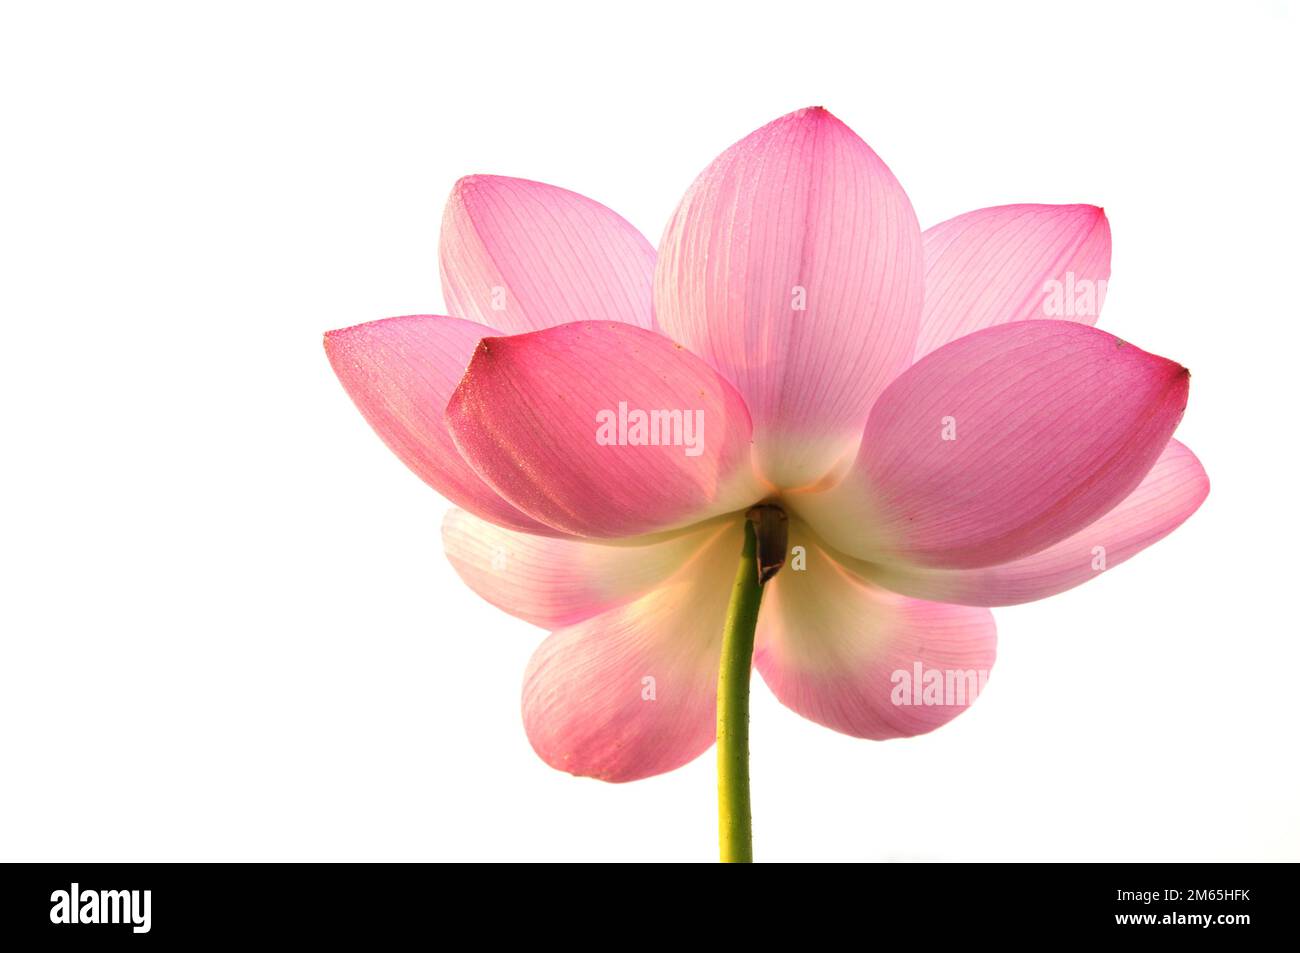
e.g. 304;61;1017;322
324;315;554;534
755;528;995;739
446;321;762;538
442;509;734;628
792;321;1191;569
862;439;1208;605
522;520;743;781
654;107;924;488
439;175;656;334
915;204;1111;360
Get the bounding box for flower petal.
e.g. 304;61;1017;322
915;204;1111;360
755;528;995;739
439;175;656;334
522;520;743;781
791;321;1191;569
324;315;553;534
654;107;924;488
859;439;1208;605
442;509;732;628
446;321;762;538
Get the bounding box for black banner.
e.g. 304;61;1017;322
0;862;1287;943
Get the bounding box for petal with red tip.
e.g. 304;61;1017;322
446;321;762;538
654;107;924;488
791;321;1191;569
440;175;656;334
916;204;1111;360
859;439;1208;605
324;315;552;533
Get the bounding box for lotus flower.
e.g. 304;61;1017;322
325;107;1206;857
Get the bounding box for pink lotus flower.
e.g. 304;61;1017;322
325;107;1206;857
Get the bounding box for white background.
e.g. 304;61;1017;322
2;0;1296;862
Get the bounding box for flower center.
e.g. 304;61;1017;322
746;503;788;583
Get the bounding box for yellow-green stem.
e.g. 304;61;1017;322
717;519;764;863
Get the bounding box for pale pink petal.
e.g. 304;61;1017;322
446;321;762;538
523;520;743;781
858;439;1208;605
915;204;1111;360
324;315;554;534
654;107;924;489
443;509;733;628
439;175;656;334
791;321;1191;569
755;527;995;739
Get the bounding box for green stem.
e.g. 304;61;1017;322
717;519;764;863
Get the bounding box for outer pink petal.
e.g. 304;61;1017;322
324;315;553;534
522;520;743;781
446;321;763;538
439;175;656;334
791;321;1191;569
442;509;733;628
860;439;1208;606
755;529;995;739
915;204;1111;360
654;107;924;489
